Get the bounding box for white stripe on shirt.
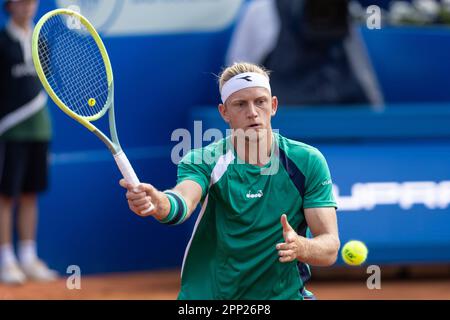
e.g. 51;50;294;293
0;91;47;136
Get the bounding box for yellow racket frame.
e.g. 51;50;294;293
32;9;155;214
32;9;114;139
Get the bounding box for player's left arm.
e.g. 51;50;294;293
277;207;340;266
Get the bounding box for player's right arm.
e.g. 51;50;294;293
120;179;203;222
121;146;211;222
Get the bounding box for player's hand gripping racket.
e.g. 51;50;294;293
32;9;154;215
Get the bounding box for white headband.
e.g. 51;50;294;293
220;72;271;104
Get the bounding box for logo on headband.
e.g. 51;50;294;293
238;76;253;82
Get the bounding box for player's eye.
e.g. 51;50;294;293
256;99;266;106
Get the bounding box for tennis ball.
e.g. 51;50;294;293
88;98;96;107
341;240;368;266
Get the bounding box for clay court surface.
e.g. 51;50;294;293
0;269;449;300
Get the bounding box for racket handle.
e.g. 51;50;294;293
114;151;155;214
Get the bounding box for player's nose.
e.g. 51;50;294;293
247;103;258;118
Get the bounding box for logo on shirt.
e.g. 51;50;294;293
322;179;333;186
246;190;263;199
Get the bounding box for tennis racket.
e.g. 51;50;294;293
32;9;154;214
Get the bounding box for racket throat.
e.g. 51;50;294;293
93;128;119;154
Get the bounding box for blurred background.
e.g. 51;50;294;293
1;0;449;299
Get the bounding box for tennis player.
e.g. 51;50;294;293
0;0;57;284
120;62;340;300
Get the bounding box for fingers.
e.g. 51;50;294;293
136;201;154;213
276;241;298;251
128;199;155;217
119;179;128;189
278;249;295;256
280;214;293;233
276;242;297;263
124;184;158;202
127;195;153;211
119;180;155;194
130;196;150;207
121;181;160;217
285;233;297;243
119;179;140;193
277;243;296;263
126;190;147;201
137;183;159;198
129;183;160;200
278;250;296;263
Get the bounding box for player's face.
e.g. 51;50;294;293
8;0;38;24
219;87;278;141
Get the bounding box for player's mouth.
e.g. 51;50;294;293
247;123;263;129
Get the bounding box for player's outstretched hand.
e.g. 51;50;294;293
276;214;305;263
119;179;170;220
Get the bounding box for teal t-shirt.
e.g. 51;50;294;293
177;133;336;300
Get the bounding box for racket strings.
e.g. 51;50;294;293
37;14;109;119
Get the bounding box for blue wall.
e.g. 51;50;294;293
362;27;450;103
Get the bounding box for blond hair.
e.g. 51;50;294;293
218;62;270;92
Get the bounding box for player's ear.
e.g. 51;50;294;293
271;96;278;116
218;103;230;123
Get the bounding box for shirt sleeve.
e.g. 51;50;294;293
302;149;337;209
176;148;211;201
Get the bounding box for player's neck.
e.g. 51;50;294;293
232;129;273;167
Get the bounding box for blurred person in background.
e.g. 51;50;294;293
0;0;57;284
227;0;383;106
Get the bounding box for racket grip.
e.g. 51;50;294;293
114;151;155;214
114;151;139;185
